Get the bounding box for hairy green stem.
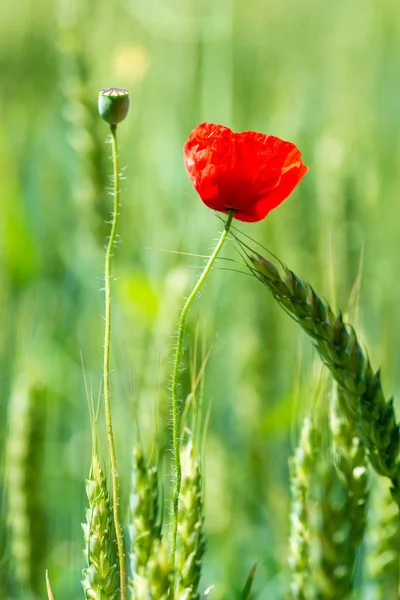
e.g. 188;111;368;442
170;210;234;585
104;124;126;600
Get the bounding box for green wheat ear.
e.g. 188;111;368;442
248;252;400;505
176;434;205;600
57;7;108;244
129;444;161;597
146;538;173;600
312;448;367;599
330;386;369;550
367;478;400;598
5;376;47;596
288;417;318;600
81;454;120;600
288;385;368;600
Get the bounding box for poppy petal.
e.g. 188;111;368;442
183;122;308;222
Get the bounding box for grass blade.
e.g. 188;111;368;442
242;563;257;600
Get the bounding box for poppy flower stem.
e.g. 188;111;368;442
104;123;126;600
170;209;235;585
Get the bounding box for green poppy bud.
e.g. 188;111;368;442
98;87;130;125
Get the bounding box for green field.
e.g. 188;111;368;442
1;1;400;598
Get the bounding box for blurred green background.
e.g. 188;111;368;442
1;0;400;597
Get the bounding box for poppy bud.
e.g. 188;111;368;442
98;87;129;125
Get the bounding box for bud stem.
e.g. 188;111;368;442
170;209;234;592
104;123;126;600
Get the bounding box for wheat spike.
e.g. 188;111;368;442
5;377;47;595
82;454;119;600
367;478;400;598
129;445;160;598
249;253;400;505
56;0;107;244
147;538;173;600
330;386;369;550
175;436;205;600
288;417;318;599
312;457;366;598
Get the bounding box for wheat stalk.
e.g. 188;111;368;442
249;253;400;504
82;454;119;600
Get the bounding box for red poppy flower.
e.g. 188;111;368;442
183;122;308;222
